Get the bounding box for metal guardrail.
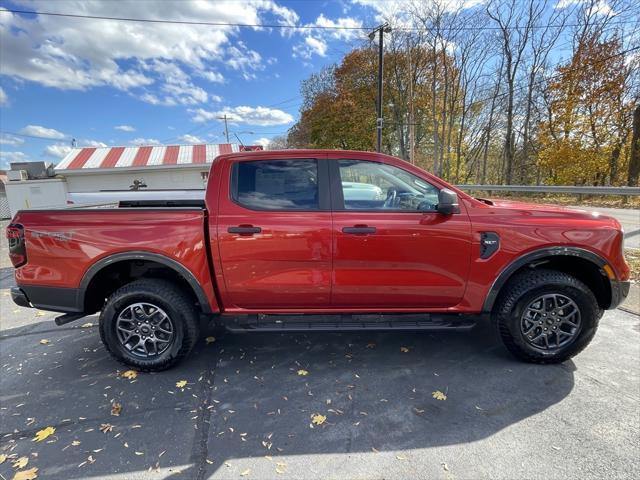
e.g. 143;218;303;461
456;185;640;196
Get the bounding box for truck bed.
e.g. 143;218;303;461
10;207;217;313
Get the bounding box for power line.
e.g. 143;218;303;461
1;7;638;32
0;8;371;30
0;131;67;141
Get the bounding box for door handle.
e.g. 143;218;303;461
342;226;376;235
228;226;262;235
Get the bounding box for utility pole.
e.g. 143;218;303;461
217;114;230;143
369;23;391;153
407;37;415;164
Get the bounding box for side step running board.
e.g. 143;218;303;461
55;313;86;326
223;313;478;333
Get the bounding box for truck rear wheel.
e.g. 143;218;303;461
494;269;601;364
99;279;200;371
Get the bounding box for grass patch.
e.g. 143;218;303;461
625;248;640;282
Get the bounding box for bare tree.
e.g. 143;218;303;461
486;0;542;184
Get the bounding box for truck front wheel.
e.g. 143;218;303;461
494;269;601;364
99;279;200;371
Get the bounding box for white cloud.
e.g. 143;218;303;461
192;106;294;126
255;137;271;147
45;143;73;159
20;125;66;139
313;14;363;40
0;1;298;98
0;151;29;168
556;0;613;15
0;133;24;146
179;134;204;144
115;125;135;132
292;14;362;59
0;86;7;106
82;139;108;147
293;36;328;59
197;70;225;83
225;41;264;81
130;138;161;146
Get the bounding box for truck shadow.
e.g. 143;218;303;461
0;320;575;479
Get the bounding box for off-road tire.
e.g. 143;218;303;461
494;268;601;364
99;279;200;371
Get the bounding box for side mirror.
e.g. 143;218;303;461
437;188;460;215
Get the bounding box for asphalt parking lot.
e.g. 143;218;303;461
1;266;639;479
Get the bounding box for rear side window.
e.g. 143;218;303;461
232;159;319;210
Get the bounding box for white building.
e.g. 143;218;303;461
55;143;260;192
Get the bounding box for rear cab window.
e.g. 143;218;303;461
231;159;320;210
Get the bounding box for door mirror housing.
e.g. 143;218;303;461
437;189;460;215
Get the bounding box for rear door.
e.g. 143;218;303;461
216;156;332;310
330;158;472;308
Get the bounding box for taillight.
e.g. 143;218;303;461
6;223;27;268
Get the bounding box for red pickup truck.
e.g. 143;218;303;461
7;150;630;370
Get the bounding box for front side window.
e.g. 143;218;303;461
338;160;439;211
233;159;319;210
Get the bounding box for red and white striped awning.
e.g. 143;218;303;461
55;143;262;172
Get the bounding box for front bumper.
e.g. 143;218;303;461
11;287;32;308
609;280;631;310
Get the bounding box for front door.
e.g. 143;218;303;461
216;157;332;310
331;159;472;308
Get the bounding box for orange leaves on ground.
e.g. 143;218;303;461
111;401;122;416
13;467;39;480
432;390;447;401
121;370;138;380
311;413;326;426
33;426;55;442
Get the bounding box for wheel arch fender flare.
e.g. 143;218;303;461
79;251;213;314
482;246;608;314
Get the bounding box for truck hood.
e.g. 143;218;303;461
479;198;621;227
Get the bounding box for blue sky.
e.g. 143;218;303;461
0;0;630;170
0;0;388;168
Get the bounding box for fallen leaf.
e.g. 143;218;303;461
297;369;309;376
122;370;138;380
311;413;326;425
99;423;113;433
39;339;49;345
396;455;407;460
13;457;29;469
205;336;216;344
111;401;122;416
71;440;81;446
176;380;187;388
13;467;39;480
33;426;55;442
135;451;144;456
400;347;410;353
432;390;447;401
0;453;6;464
35;310;46;317
240;468;251;476
442;463;450;471
80;323;93;328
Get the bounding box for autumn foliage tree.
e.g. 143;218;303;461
538;34;635;185
287;0;639;186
